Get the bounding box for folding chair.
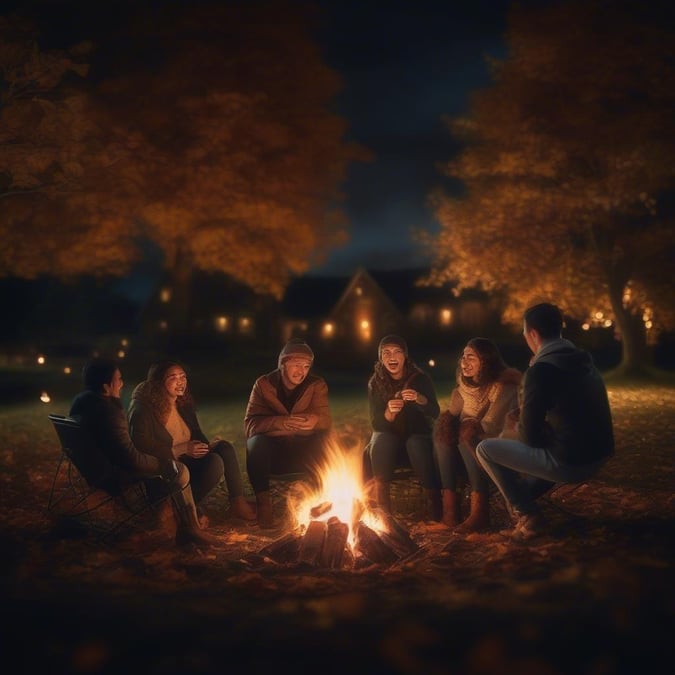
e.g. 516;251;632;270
47;413;173;542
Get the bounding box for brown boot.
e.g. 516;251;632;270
172;485;222;548
424;488;442;522
441;488;461;528
230;495;256;521
374;479;391;513
255;491;275;529
454;491;490;533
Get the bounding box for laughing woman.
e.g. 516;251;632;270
365;335;441;521
433;338;522;532
128;359;256;522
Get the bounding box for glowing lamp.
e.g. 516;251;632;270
40;391;51;403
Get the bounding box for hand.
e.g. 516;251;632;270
387;398;405;415
284;414;317;431
400;388;419;403
186;440;209;458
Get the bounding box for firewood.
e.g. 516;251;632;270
298;520;327;565
353;521;398;565
318;517;349;569
258;531;302;564
372;509;418;557
310;501;333;519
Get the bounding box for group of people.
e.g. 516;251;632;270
68;301;615;549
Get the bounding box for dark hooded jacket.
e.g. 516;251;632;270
519;338;614;465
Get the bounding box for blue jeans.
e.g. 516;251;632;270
368;431;439;490
476;438;606;515
184;440;245;503
434;440;490;494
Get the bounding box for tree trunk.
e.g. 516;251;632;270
167;244;195;339
608;284;649;377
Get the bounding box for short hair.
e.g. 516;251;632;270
82;357;119;392
523;303;563;340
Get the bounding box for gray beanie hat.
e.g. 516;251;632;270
378;334;408;359
278;338;314;368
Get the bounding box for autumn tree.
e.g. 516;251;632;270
423;0;675;375
1;2;369;334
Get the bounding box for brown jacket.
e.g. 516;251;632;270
244;370;332;439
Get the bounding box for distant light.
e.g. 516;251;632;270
63;366;71;375
37;355;46;365
120;338;129;347
355;286;363;296
594;311;603;320
160;288;171;303
322;322;334;338
159;320;168;331
603;319;612;328
582;323;590;331
117;350;126;359
40;391;51;403
214;316;229;332
428;359;436;367
440;309;452;326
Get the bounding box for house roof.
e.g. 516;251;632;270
282;266;453;319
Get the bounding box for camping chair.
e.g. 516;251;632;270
47;413;174;543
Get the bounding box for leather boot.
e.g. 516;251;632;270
424;488;442;522
441;488;461;528
374;479;391;513
172;485;221;548
454;491;490;533
255;491;275;529
230;495;256;521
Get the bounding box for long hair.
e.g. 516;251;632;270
458;337;508;387
368;357;423;402
145;359;195;423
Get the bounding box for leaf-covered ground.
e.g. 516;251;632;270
1;382;674;674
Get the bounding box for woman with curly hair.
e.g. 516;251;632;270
128;359;255;522
433;338;522;532
365;335;441;520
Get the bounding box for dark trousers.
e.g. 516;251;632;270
246;432;329;493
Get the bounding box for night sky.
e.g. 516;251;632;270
2;0;521;278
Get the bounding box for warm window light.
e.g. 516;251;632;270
428;359;436;367
582;323;590;330
645;320;653;329
603;319;612;328
63;366;71;375
117;350;126;359
359;319;371;342
40;391;51;403
37;355;45;365
322;322;335;338
160;288;171;303
120;338;129;347
594;311;603;320
159;320;168;331
355;286;363;296
440;308;452;326
215;316;229;332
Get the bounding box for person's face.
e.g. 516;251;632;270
103;368;123;399
163;365;187;398
281;357;312;389
380;344;406;380
460;346;481;380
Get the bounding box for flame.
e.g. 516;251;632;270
287;438;387;547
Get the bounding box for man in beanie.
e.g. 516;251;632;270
365;335;442;521
244;338;332;528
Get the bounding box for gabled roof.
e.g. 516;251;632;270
282;266;452;319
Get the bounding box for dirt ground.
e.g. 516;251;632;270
1;383;674;675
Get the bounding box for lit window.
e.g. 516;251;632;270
215;316;229;332
359;319;371;342
160;288;171;303
322;322;335;338
440;308;452;326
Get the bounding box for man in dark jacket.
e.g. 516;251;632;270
69;357;219;547
476;303;615;540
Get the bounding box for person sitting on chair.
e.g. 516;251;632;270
244;339;332;529
128;359;255;523
69;357;219;548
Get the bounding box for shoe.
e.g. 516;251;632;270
510;512;544;541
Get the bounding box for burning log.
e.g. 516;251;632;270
310;501;332;519
371;508;418;558
318;517;349;569
298;520;327;565
353;521;399;565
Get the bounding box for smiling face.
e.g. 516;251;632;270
163;365;188;399
281;357;312;389
380;344;406;380
460;346;481;381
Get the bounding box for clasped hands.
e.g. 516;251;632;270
185;439;210;458
283;414;318;432
387;388;422;415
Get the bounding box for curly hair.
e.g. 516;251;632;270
458;337;508;387
368;358;423;402
145;359;196;424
